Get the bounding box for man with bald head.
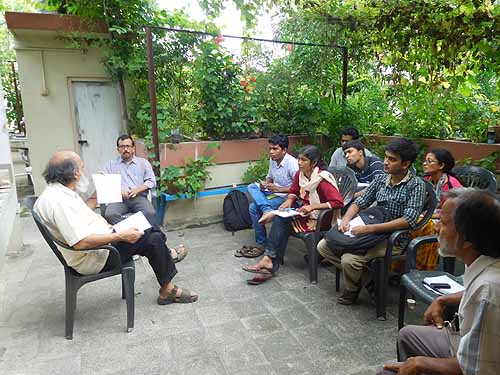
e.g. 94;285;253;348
34;151;198;305
378;188;500;375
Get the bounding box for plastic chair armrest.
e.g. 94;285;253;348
405;235;438;272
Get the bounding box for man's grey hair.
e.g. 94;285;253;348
444;187;500;258
42;158;78;185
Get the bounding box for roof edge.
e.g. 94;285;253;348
5;11;108;34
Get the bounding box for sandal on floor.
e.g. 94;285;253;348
171;244;188;263
235;245;264;258
234;245;250;257
242;264;274;275
247;274;273;285
157;285;198;305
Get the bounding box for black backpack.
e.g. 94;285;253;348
324;206;392;256
223;190;253;232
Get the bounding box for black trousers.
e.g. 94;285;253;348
102;226;177;286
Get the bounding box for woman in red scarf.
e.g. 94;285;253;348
243;145;344;284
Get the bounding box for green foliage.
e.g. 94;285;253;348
193;41;257;139
158;142;218;199
459;151;500;173
242;152;269;184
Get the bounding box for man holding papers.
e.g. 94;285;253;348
235;134;298;258
102;135;157;226
378;188;500;375
318;138;426;305
35;151;198;305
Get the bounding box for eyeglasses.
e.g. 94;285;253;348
118;145;134;150
423;159;438;164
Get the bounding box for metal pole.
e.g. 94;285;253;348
146;27;160;177
342;47;348;104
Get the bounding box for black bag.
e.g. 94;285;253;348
324;206;392;256
223;190;253;232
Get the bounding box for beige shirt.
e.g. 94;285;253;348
457;255;500;375
34;183;111;275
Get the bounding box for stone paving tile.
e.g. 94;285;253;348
217;340;269;373
241;313;284;338
254;330;304;362
0;218;403;375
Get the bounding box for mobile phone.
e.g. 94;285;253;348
430;283;451;289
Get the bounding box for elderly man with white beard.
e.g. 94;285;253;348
377;188;500;375
34;151;198;305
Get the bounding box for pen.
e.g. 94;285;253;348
422;280;446;294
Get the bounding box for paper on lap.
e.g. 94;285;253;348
92;173;122;204
269;209;305;218
337;216;366;237
112;212;152;233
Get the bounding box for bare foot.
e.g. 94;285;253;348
258;211;276;225
243;255;273;272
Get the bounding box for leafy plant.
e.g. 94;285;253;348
458;151;500;173
242;152;269;184
158;142;218;198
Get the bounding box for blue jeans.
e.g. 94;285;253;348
247;183;285;246
264;216;293;261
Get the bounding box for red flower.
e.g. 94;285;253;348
240;80;248;87
286;43;293;52
249;76;256;82
214;35;224;45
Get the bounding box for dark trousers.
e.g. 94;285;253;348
102;226;177;286
105;195;157;226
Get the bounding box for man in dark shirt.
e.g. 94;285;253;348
342;140;384;198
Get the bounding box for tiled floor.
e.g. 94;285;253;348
0;216;403;375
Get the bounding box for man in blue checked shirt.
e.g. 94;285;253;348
318;137;426;305
103;134;157;226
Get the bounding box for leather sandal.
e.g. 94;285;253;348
235;245;264;258
171;244;188;263
157;285;198;305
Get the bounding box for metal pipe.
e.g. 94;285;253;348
141;26;345;50
146;26;160;177
342;47;348;104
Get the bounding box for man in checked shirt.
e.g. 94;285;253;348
103;134;157;226
317;137;426;305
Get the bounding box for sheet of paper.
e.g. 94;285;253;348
269;209;304;218
357;182;370;188
343;215;366;237
92;173;122;204
423;275;465;295
112;211;152;233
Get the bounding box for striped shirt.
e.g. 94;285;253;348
266;153;299;197
350;155;384;183
457;256;500;375
103;155;156;193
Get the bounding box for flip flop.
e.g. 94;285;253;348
242;264;274;275
247;274;273;285
157;285;198;305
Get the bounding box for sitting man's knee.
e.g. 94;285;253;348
317;239;330;257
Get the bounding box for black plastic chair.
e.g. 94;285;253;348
398;241;460;329
397;165;497;325
334;179;437;320
452;165;498;194
292;167;357;283
25;196;135;340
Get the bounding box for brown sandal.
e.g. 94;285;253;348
157;285;198;305
235;245;264;258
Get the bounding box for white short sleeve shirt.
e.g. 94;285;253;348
34;183;111;275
